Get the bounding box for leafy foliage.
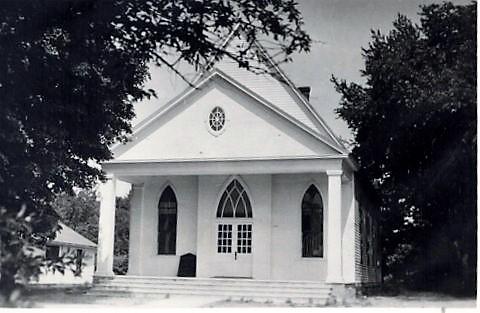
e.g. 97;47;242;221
0;206;77;306
52;190;99;243
113;194;130;275
53;190;131;275
1;0;311;304
332;2;476;295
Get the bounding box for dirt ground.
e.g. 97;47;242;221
211;293;476;308
347;292;476;308
14;287;478;308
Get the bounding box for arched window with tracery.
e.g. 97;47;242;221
216;179;253;255
158;186;177;255
216;179;252;218
302;185;324;257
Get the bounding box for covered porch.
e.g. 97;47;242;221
94;156;356;284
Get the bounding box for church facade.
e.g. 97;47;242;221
94;37;381;287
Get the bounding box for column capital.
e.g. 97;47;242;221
326;169;343;176
132;183;145;189
104;172;115;180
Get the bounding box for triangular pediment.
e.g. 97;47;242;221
113;72;344;162
112;32;348;162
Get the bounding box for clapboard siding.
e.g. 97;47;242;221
354;204;382;283
354;205;363;282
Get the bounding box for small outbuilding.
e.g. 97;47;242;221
35;222;97;285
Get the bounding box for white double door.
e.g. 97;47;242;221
215;220;253;278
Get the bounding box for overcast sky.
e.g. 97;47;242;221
132;0;470;141
116;0;469;194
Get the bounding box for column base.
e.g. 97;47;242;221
326;276;344;284
325;283;356;306
94;270;115;277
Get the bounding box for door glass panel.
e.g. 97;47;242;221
236;224;252;254
217;224;232;253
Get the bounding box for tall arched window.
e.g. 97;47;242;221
302;185;324;257
216;179;252;218
216;179;253;255
158;186;177;255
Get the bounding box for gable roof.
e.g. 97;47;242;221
206;29;346;150
48;222;97;249
214;58;321;132
112;32;348;156
113;68;346;158
255;45;347;151
212;36;345;148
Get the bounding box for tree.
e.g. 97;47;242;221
332;2;476;295
52;190;99;244
0;0;311;304
113;194;131;275
52;190;131;274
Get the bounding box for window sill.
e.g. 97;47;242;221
299;257;326;261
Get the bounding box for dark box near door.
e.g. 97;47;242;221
177;253;196;277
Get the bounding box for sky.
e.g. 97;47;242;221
132;0;470;140
117;0;470;195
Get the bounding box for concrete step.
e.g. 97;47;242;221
96;280;331;291
89;275;332;305
92;284;331;297
93;285;331;296
96;274;329;282
94;275;329;288
88;288;329;305
89;293;327;306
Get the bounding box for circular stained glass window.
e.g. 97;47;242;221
209;107;225;132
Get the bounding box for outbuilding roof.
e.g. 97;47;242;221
48;222;97;249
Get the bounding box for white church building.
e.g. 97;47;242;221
93;34;381;299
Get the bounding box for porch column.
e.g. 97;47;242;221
326;170;343;283
95;173;116;276
127;183;144;275
342;175;357;283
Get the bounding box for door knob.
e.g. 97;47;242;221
234;251;237;260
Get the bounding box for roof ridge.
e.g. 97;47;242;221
112;69;346;156
111;28;348;155
200;27;347;152
212;68;346;154
251;41;347;152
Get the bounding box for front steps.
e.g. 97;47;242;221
90;275;333;305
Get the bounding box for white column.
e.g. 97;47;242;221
127;183;144;276
252;175;272;280
326;170;343;283
195;176;210;277
342;175;356;283
96;174;116;276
